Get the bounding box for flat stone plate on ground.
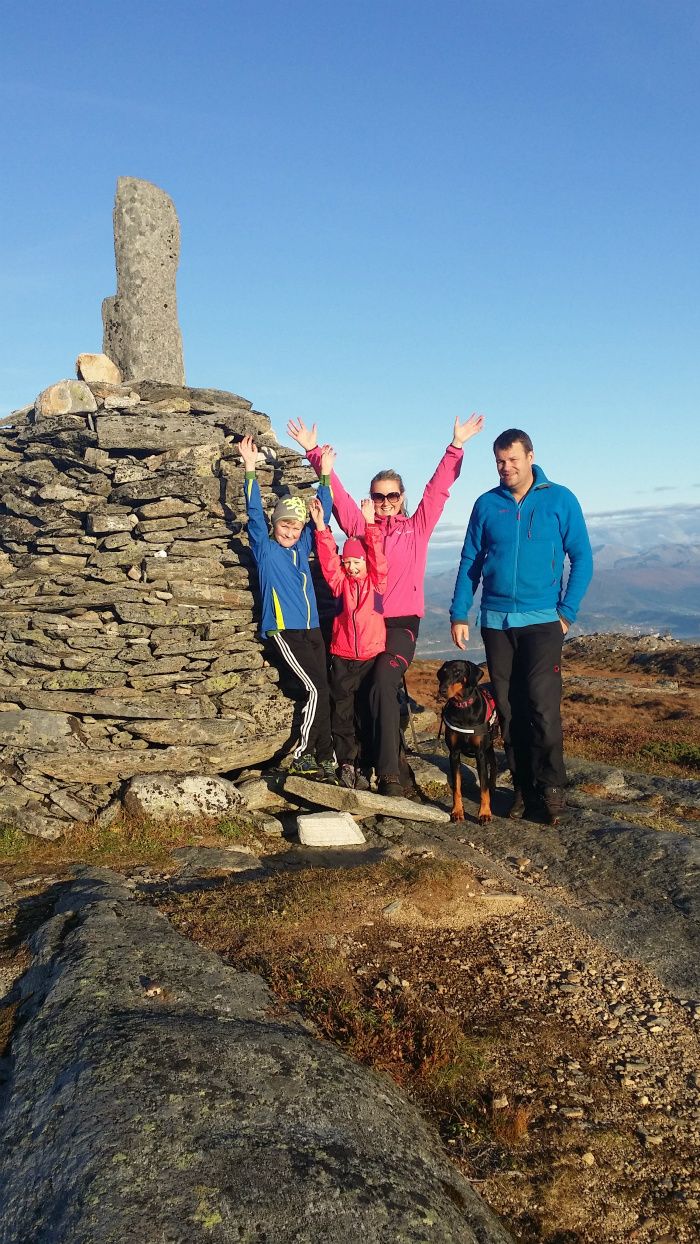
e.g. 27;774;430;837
171;846;263;874
284;774;450;823
297;811;366;847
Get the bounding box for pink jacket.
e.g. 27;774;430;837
307;444;463;618
314;524;388;660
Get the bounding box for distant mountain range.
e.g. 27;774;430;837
418;502;700;658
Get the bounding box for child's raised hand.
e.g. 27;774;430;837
286;417;319;452
238;434;259;470
360;497;375;524
308;496;325;529
319;444;336;476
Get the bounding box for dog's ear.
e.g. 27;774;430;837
466;661;484;685
475;664;485;683
436;663;447;683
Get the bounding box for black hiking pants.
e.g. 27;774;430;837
369;616;419;779
330;655;377;766
270;628;334;762
482;621;566;791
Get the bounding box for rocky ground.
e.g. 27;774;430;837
0;633;698;1242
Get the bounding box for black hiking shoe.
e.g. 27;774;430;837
508;788;527;819
378;775;403;799
542;785;567;825
508;785;537;820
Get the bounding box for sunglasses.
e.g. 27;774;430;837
370;490;402;503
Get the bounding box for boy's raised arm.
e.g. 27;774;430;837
239;435;269;562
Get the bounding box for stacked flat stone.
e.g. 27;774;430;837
0;376;319;837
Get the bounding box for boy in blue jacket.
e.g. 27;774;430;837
239;435;337;783
450;428;593;824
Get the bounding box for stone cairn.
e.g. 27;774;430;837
0;178;322;838
0;374;319;838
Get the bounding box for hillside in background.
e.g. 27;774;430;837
419;503;700;657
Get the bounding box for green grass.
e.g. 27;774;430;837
637;740;700;772
0;823;33;860
0;812;259;872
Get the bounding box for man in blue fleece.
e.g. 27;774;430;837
450;429;592;824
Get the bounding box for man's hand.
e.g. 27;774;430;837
308;496;325;529
559;617;570;634
238;434;258;471
451;413;485;448
286;417;319;452
360;498;374;525
319;444;336;476
451;621;469;650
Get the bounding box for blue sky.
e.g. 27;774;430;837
1;0;698;534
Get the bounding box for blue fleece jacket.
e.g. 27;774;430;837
244;475;333;634
450;465;593;625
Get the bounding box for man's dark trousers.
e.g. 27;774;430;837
482;621;566;791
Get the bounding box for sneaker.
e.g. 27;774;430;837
318;758;340;785
339;763;356;789
542;785;566;825
378;775;403;798
288;752;321;777
354;769;371;791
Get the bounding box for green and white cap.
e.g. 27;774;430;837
272;495;308;526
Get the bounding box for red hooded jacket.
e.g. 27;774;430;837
314;523;388;660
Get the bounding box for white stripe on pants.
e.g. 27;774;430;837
271;631;318;759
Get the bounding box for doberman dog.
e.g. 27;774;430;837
437;659;498;823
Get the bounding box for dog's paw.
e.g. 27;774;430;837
450;809;465;823
478;813;493;824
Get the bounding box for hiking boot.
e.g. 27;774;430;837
400;774;424;802
378;775;403;798
339;763;356;789
318;758;340;785
288;752;321;777
354;769;371;791
542;785;566;825
508;788;527;819
508;785;536;820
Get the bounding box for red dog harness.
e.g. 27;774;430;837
441;687;498;737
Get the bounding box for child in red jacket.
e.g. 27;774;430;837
308;493;388;789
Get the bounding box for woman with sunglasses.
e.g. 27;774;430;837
287;413;485;796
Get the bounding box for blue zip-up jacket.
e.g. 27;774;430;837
244;475;333;634
450;465;593;625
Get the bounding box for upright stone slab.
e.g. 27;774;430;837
102;177;185;385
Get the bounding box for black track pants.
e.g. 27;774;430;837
329;655;377;766
270;629;334;762
369;616;418;779
482;621;565;789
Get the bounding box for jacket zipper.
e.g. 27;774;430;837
352;582;360;657
513;499;521;607
292;549;312;628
